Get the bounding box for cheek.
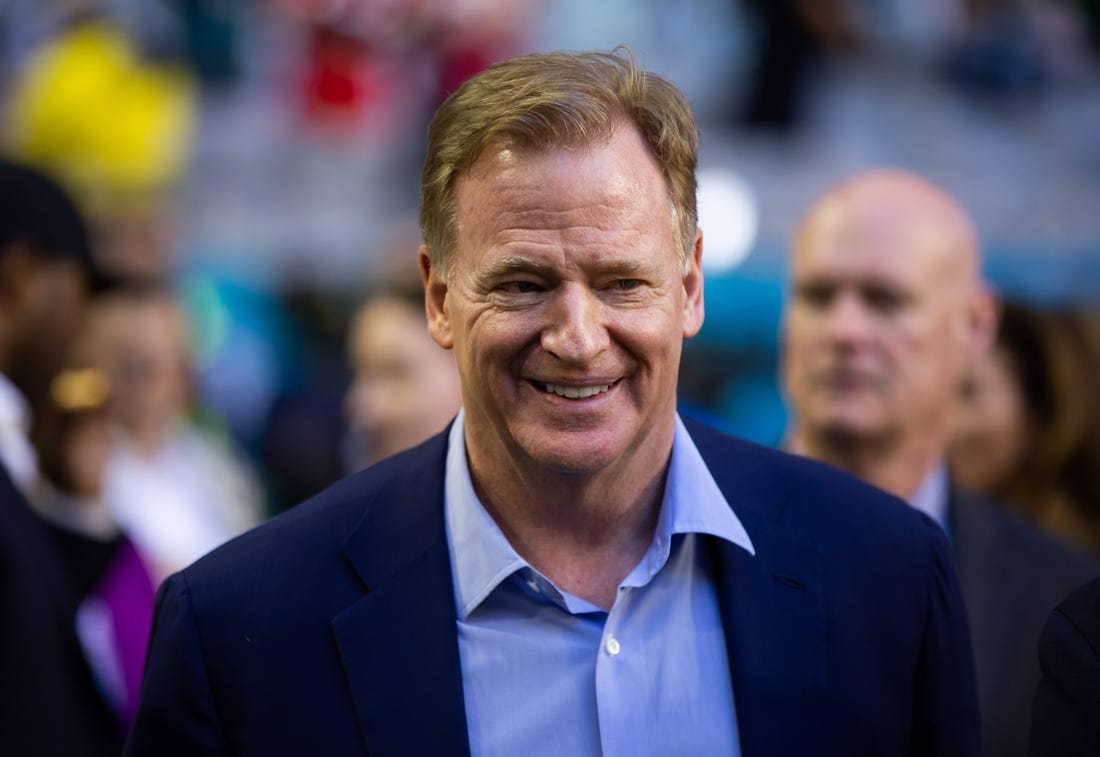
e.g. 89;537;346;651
460;311;534;364
912;316;963;364
959;361;1029;452
780;323;814;384
985;386;1030;444
346;379;379;422
782;312;822;355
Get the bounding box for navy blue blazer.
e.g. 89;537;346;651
1029;575;1100;755
0;463;121;757
126;420;980;756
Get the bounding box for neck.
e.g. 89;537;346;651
467;441;671;611
790;426;942;502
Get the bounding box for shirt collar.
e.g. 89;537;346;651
444;409;754;619
0;372;37;491
909;461;949;528
0;373;30;435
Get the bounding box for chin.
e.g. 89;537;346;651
813;412;895;446
516;428;628;476
804;397;881;434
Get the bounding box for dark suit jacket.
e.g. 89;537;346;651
951;488;1099;757
1029;576;1100;756
126;420;980;756
0;464;120;757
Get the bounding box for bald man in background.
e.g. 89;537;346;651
781;168;1098;757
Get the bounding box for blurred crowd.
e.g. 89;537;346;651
1;1;1099;755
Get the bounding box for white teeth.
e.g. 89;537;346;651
543;382;612;399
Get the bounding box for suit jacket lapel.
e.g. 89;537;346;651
688;420;828;757
332;434;471;757
709;524;827;757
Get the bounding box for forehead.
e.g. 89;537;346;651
452;126;673;251
352;300;424;346
792;201;962;291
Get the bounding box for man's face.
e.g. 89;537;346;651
423;125;704;480
8;258;87;406
782;221;971;445
345;298;462;466
92;299;189;432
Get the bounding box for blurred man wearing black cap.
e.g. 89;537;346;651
0;158;120;757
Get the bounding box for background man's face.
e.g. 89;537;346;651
782;221;970;445
87;297;189;433
423;125;703;479
345;297;461;466
7;257;87;407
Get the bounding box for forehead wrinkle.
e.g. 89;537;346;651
478;246;658;280
478;253;555;279
464;132;663;216
498;200;638;228
456;182;642;256
484;195;653;252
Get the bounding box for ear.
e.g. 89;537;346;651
419;244;454;349
966;283;998;356
682;228;705;339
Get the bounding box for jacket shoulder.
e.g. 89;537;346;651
683;417;926;536
179;431;449;592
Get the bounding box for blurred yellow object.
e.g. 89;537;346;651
4;19;196;215
50;367;111;412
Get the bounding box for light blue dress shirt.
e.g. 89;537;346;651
444;410;755;757
910;462;949;530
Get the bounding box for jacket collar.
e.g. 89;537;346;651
333;418;827;757
689;418;829;756
333;427;472;757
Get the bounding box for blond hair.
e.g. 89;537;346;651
420;48;699;281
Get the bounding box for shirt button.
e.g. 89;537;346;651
605;636;621;656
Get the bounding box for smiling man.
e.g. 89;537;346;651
127;52;979;756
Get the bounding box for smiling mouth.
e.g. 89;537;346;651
538;381;614;400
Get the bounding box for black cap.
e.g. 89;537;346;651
0;158;98;284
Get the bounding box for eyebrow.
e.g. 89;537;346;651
479;255;550;280
480;254;653;280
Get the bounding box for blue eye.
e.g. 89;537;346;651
614;279;642;291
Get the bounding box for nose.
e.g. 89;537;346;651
822;291;873;346
541;284;609;364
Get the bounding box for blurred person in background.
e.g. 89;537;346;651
3;1;195;283
1029;574;1100;754
737;0;863;131
947;0;1099;95
0;158;121;756
86;284;265;581
951;299;1100;552
276;0;532;137
343;282;462;470
30;355;157;738
781;167;1098;757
